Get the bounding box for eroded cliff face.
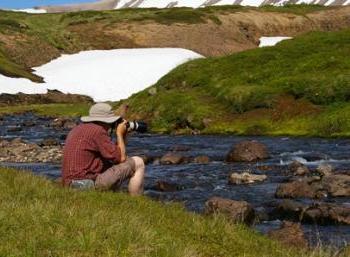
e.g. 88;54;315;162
0;7;349;74
68;7;350;56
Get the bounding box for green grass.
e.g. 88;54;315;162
0;103;89;117
0;167;344;257
123;29;350;137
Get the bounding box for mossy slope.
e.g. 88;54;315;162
123;29;350;137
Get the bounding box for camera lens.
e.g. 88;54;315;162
128;121;147;133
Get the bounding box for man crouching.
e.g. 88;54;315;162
62;103;145;195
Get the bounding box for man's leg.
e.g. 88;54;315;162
127;156;145;196
95;156;145;195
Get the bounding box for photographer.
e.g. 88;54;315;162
62;103;145;195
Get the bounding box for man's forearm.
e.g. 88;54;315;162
117;135;127;162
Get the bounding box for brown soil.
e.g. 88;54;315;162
237;95;321;122
69;7;350;57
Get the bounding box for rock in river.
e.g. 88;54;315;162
268;221;308;249
155;181;179;192
160;153;185;165
322;174;350;197
276;174;350;199
205;197;255;225
229;172;267;185
226;140;269;162
288;161;310;176
193;155;210;164
273;199;350;225
275;177;325;199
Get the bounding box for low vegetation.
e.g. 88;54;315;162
0;167;347;257
123;29;350;137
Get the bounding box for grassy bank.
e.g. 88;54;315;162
0;103;89;117
0;167;346;257
123;29;350;137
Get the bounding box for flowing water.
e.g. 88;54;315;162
1;113;349;248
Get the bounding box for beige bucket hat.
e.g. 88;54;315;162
81;103;121;124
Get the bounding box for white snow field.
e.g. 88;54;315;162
259;36;292;47
0;48;203;102
9;8;47;13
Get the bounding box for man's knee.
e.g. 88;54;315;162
131;156;145;171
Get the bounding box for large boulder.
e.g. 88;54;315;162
275;177;326;199
204;197;255;225
273;200;350;225
228;172;267;185
226;140;269;162
268;221;308;249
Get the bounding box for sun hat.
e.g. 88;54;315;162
81;103;121;124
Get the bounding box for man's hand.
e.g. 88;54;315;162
116;120;128;137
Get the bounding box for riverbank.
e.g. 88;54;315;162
1;101;350;138
0;166;347;257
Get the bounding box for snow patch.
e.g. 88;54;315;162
0;48;203;102
259;36;292;47
9;8;47;14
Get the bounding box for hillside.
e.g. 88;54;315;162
121;29;350;137
0;5;350;82
26;0;350;13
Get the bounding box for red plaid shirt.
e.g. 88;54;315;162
62;123;121;185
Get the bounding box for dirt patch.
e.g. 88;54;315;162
234;95;321;122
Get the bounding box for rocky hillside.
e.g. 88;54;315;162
120;29;350;137
33;0;350;13
1;5;350;82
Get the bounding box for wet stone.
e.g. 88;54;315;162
160;153;185;165
273;200;350;225
193;155;210;164
226;140;269;162
205;197;255;225
268;221;308;249
317;164;333;177
155;181;179;192
229;172;267;185
288;160;309;176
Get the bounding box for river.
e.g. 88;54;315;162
0;113;349;248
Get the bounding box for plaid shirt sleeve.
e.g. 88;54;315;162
94;130;121;164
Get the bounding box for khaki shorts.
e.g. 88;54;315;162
95;158;136;191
